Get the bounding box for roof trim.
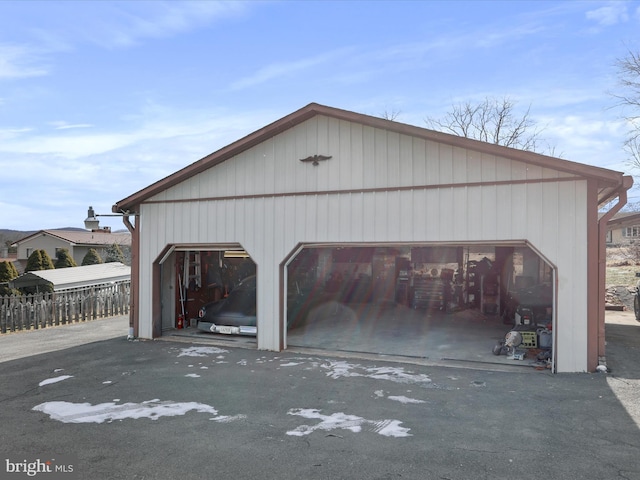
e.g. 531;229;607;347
607;211;640;228
12;229;131;247
113;102;629;213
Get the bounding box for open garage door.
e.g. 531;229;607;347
286;243;555;370
157;245;257;342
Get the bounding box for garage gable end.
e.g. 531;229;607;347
113;103;626;214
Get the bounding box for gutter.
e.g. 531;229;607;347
121;214;139;340
597;175;633;364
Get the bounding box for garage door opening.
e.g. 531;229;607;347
159;247;257;342
286;244;555;369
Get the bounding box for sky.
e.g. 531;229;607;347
1;0;639;231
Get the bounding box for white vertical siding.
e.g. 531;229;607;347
137;115;590;371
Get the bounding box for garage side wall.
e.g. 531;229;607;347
136;116;589;372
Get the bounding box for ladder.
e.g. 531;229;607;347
183;251;202;291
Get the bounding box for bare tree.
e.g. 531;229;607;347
425;96;553;154
613;49;640;167
380;107;402;121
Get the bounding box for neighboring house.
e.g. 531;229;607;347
605;212;640;245
11;229;131;268
112;102;632;373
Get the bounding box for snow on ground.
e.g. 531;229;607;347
320;360;433;386
33;349;426;434
387;395;426;404
38;375;73;387
279;362;303;367
32;399;243;424
286;408;411;438
177;346;229;357
275;357;434;386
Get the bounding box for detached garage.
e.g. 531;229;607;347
113;103;631;373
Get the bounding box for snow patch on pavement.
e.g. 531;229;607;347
177;346;228;357
388;395;426;404
33;399;241;424
321;360;432;386
286;408;411;437
39;375;73;387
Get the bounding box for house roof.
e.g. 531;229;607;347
606;211;640;228
113;102;632;214
10;262;131;291
12;229;131;247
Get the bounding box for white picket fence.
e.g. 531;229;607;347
0;282;130;333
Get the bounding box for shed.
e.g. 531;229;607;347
11;262;131;292
113;103;632;373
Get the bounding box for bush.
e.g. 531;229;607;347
0;261;19;296
82;248;103;266
105;243;125;263
55;248;77;268
26;249;55;272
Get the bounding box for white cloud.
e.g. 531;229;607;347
231;48;354;90
0;127;33;142
541;114;628;168
0;43;49;79
0;105;279;230
0;108;241;159
50;121;94;130
80;1;251;49
586;2;629;26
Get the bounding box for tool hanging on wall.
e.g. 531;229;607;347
178;273;186;328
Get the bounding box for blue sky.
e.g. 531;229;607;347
1;0;639;231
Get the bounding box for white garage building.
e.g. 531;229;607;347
113;103;632;373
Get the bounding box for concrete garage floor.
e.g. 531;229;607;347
172;302;546;372
287;302;540;369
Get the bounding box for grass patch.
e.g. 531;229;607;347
606;266;639;287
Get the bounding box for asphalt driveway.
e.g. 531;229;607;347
0;314;638;480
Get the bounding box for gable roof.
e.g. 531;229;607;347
12;229;131;247
10;262;131;291
113;102;631;214
606;211;640;228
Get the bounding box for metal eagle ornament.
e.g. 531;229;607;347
299;154;332;166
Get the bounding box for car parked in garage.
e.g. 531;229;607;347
197;275;320;336
198;275;257;335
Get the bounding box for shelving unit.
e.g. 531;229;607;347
480;274;500;315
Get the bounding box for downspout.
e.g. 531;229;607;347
122;214;139;339
597;175;633;365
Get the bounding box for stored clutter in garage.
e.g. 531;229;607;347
112;103;632;373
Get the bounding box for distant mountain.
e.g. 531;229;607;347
0;229;36;244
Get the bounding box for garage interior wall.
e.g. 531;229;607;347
136;115;589;372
